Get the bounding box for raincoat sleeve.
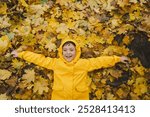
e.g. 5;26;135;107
86;55;121;72
18;51;55;70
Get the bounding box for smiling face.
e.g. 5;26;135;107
62;42;76;62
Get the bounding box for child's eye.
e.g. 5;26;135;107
70;48;75;51
63;49;67;51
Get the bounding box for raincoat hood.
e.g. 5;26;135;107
58;39;81;64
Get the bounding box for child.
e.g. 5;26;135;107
11;39;128;100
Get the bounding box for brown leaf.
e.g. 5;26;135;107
5;77;17;87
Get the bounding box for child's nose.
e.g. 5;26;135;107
66;51;71;54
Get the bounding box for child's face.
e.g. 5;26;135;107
62;43;76;62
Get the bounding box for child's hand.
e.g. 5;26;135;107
11;45;28;57
11;50;18;57
120;56;130;64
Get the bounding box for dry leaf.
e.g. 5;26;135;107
0;35;10;54
0;69;11;80
11;59;24;69
0;93;9;100
33;77;49;95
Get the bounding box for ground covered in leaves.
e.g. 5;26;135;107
0;0;150;100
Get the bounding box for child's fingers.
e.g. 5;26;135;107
121;56;131;63
11;50;18;57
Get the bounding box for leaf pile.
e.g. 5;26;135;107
0;0;150;100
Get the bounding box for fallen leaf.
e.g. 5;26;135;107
0;3;7;14
11;59;24;69
133;77;147;96
33;76;49;95
0;93;9;100
117;0;129;7
95;88;103;99
22;69;35;83
56;23;69;34
0;69;11;80
0;35;10;54
19;0;28;7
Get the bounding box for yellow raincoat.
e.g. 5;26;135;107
18;39;121;100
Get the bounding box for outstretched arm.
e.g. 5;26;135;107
11;50;55;70
85;55;129;72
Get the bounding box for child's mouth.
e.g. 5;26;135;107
66;56;72;58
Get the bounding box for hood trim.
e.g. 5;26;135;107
58;39;81;65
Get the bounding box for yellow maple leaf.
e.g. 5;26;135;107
117;0;129;7
106;35;114;44
14;25;31;36
73;11;84;20
88;16;99;26
15;90;32;100
11;59;24;69
129;13;136;21
45;40;57;52
123;35;130;45
87;33;105;44
66;20;76;29
31;16;44;26
129;0;138;3
0;93;9;100
0;3;7;14
139;14;150;32
56;23;69;34
108;69;122;78
65;10;84;20
95;89;103;99
130;92;140;99
48;18;59;28
50;6;62;18
0;16;11;28
102;0;115;11
56;0;69;6
133;65;146;76
22;69;35;83
134;84;147;96
106;92;116;100
29;4;49;15
139;0;147;5
101;28;113;42
101;79;107;84
116;88;124;98
94;23;103;33
102;45;129;56
19;69;35;89
19;0;28;7
75;2;86;10
0;35;10;54
90;82;97;90
33;77;49;95
88;0;99;11
0;69;11;80
57;33;70;40
21;34;36;46
133;77;147;96
127;79;134;85
74;35;86;47
117;24;134;34
110;18;122;28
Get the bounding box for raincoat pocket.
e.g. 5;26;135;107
51;85;66;100
73;85;89;100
